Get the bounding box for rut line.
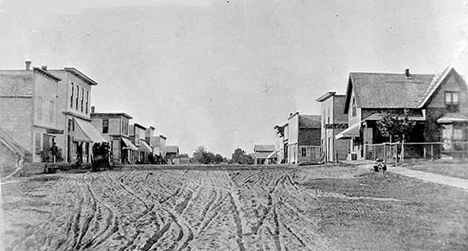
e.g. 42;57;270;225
272;207;282;251
83;176;119;249
74;178;98;250
281;222;309;250
228;192;246;251
197;194;228;235
140;222;171;251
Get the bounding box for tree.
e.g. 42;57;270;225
193;146;206;163
230;148;254;164
377;112;415;142
193;146;224;164
214;154;224;164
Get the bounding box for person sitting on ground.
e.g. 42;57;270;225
373;158;387;173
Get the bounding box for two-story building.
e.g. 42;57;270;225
130;123;152;163
338;67;468;159
49;67;106;164
90;110;137;164
285;112;322;164
316;92;349;162
1;63;63;162
152;135;167;158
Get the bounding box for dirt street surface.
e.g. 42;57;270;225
2;165;468;251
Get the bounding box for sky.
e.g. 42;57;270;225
1;0;468;156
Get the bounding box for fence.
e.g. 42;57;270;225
365;141;468;164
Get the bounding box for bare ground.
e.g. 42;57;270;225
1;164;468;251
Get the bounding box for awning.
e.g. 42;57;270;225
140;140;152;152
364;113;426;122
73;118;107;143
437;113;468;124
267;149;279;159
336;123;360;140
122;138;138;151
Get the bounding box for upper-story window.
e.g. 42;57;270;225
445;91;459;112
322;111;325;127
86;91;89;114
37;96;43;119
352;97;357;117
122;118;128;135
49;101;54;122
76;86;79;110
70;83;74;108
102;119;109;134
81;89;84;112
68;119;74;132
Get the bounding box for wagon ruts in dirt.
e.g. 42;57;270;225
91;142;113;172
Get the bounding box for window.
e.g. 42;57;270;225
86;91;89;114
327;108;330;125
70;83;74;108
352;97;357;117
68;119;73;132
301;147;307;157
37;97;43;119
445;91;459;112
49;101;54;122
122;118;128;135
76;86;79;110
81;88;84;112
102;119;109;133
35;132;41;154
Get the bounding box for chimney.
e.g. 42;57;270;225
25;60;31;70
405;68;411;77
41;65;47;71
91;106;95;113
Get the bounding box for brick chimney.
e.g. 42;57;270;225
25;60;31;70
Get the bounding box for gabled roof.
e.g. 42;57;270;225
254;145;275;152
346;71;434;110
298;115;321;129
417;67;466;108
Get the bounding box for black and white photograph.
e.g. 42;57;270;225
1;0;468;250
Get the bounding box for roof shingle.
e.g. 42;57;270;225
298;115;321;129
350;72;434;109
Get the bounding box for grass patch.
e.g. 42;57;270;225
304;172;468;251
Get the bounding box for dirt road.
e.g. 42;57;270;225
2;165;468;251
1;167;343;251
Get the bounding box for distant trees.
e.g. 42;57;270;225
230;148;254;164
193;146;226;164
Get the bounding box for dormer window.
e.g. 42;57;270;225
445;91;459;112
